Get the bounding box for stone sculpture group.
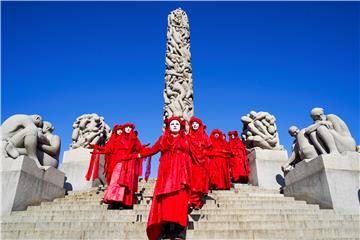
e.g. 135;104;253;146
1;8;359;217
163;8;194;123
283;107;357;173
241;111;283;150
1;114;60;168
70;113;110;149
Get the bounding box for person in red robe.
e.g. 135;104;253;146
134;116;192;240
104;124;123;185
187;117;211;210
228;131;250;183
85;124;123;185
103;123;144;209
208;129;232;190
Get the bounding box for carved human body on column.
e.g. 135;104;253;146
164;8;194;123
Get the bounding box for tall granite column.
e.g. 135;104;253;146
163;8;194;123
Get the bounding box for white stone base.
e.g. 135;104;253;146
60;148;105;192
0;156;65;216
284;151;360;213
248;149;288;190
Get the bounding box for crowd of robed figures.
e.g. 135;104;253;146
86;116;250;240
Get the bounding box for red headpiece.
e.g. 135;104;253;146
228;131;238;137
122;122;136;129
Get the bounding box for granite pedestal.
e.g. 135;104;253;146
60;148;105;192
1;156;65;216
248;149;288;190
284;151;360;213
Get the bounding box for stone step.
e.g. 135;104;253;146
134;202;320;211
11;207;330;218
3;212;359;224
209;190;281;195
1;221;147;231
2;219;359;232
186;228;360;239
3;228;359;240
43;198;299;207
1;229;148;240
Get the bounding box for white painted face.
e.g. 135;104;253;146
124;126;132;134
214;133;220;138
192;121;200;131
169;120;181;133
231;134;235;139
116;129;122;135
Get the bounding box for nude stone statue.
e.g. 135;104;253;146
241;111;283;150
37;121;61;168
282;126;318;174
70;113;110;149
305;108;356;154
284;107;357;174
1;114;61;169
163;8;194;123
1;114;43;164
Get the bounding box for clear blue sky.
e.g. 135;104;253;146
2;2;359;177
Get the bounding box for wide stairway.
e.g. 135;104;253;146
1;179;359;239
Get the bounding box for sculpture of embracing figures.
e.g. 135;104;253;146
70;113;110;149
1;114;61;168
283;107;357;173
241;111;283;150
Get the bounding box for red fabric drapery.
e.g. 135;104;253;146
208;129;232;190
228;131;250;182
139;116;192;240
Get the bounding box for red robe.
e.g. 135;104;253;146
104;128;143;206
103;125;123;185
228;132;250;182
187;117;211;209
140;118;192;240
208;129;231;190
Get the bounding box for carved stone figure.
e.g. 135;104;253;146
163;8;194;123
305;107;356;154
241;111;283;150
1;114;61;168
37;121;61;168
282;126;318;174
283;107;357;174
70;113;110;149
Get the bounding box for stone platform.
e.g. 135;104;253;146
248;149;288;190
0;156;65;216
284;151;360;213
60;148;105;192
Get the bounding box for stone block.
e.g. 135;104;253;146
247;149;288;190
284;151;360;213
60;148;105;192
0;156;65;216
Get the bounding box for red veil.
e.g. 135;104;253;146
208;129;232;190
140;116;192;240
188;117;211;204
228;131;250;182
